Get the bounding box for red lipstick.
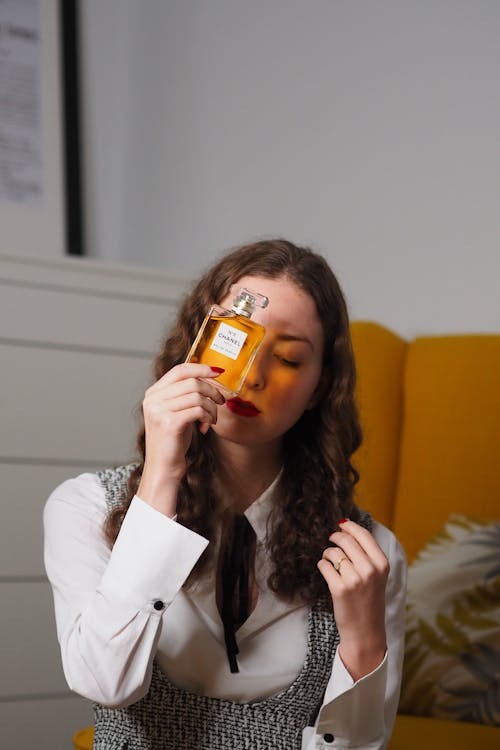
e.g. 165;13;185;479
225;397;261;418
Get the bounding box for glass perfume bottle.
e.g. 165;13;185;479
185;287;269;394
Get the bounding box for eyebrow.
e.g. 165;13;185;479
275;333;315;351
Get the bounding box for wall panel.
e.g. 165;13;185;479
0;696;93;750
0;253;187;748
0;464;99;577
0;282;171;354
1;343;149;463
0;581;67;697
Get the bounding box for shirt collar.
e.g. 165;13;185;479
243;470;282;543
215;469;283;543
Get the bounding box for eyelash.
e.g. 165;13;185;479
276;356;300;369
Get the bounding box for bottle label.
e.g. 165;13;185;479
210;322;248;360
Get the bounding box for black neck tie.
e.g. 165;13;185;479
219;513;256;674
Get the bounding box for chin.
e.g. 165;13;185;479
211;423;259;444
211;421;281;450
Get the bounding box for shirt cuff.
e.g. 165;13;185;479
317;650;388;742
98;495;208;608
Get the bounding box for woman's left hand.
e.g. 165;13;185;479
317;519;389;681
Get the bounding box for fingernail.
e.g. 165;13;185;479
338;518;348;524
210;366;225;373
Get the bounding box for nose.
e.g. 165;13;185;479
244;349;267;390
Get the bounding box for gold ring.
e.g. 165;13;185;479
332;556;348;572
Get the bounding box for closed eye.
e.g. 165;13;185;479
275;355;301;368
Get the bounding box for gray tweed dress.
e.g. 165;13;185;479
92;465;369;750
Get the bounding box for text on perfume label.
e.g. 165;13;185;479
210;322;248;360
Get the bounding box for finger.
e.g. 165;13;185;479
143;392;219;439
144;376;226;415
327;534;386;580
321;548;352;573
326;533;366;570
150;376;226;406
165;404;218;432
321;549;359;586
158;362;226;386
329;520;389;572
199;421;211;435
164;393;220;424
317;557;334;584
317;558;351;588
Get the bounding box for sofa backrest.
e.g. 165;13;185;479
351;322;500;560
391;332;500;560
350;321;407;527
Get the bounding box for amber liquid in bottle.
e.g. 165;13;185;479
186;289;268;394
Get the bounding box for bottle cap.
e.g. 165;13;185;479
231;287;269;318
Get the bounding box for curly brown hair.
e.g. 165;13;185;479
104;238;362;604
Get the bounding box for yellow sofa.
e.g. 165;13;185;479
73;321;500;750
350;321;500;749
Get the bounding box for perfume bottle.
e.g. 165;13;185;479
186;287;269;394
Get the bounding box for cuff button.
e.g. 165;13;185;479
153;600;165;611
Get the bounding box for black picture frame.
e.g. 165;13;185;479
60;0;84;256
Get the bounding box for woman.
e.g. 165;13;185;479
44;239;406;749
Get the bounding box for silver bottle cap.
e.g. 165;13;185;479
231;287;269;318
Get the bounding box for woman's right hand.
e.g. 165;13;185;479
136;363;225;516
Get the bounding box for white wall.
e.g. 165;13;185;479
80;0;500;338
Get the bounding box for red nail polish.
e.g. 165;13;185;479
338;518;348;524
210;366;225;373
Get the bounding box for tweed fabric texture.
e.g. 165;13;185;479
93;464;371;750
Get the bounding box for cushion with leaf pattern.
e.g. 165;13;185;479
399;514;500;725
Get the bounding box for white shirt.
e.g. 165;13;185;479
43;472;407;750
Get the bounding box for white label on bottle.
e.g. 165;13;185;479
210;322;247;360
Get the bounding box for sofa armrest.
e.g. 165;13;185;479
389;714;500;750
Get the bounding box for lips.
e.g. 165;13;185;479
225;397;261;418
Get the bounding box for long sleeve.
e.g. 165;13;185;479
43;473;208;707
303;525;407;749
